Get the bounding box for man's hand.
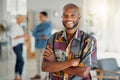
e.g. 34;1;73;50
14;36;20;39
23;34;28;40
70;58;80;67
41;36;48;39
43;45;56;61
14;34;28;40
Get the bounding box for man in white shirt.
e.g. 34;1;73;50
11;15;27;80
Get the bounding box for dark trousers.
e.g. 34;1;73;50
13;43;24;76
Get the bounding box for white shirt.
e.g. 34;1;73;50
10;23;24;47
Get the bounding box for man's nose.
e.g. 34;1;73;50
65;16;74;20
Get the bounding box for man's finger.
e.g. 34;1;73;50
43;55;49;60
43;52;50;57
44;50;52;54
46;45;53;53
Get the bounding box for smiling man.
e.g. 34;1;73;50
42;3;97;80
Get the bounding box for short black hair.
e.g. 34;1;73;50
40;11;48;17
63;3;80;15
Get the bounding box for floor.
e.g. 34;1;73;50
0;43;38;80
0;44;120;80
0;58;37;80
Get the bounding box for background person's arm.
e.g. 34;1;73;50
33;24;52;39
32;26;40;39
13;34;28;39
40;25;52;39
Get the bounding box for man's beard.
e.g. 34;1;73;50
63;20;79;30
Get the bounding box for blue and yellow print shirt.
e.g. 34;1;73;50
45;29;97;80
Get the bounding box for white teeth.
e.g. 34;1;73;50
66;22;73;24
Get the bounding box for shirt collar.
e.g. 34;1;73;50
61;28;81;41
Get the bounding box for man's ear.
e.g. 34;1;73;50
78;16;81;19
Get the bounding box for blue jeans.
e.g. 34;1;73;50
13;43;24;76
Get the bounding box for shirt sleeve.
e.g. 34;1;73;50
11;24;24;40
32;25;40;39
81;38;98;68
11;28;16;38
38;24;52;37
42;32;57;62
33;24;52;39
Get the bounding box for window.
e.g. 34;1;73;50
7;0;27;15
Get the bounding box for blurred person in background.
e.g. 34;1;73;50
10;15;27;80
31;11;52;80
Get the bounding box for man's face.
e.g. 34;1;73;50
62;8;80;30
39;14;46;22
17;16;25;24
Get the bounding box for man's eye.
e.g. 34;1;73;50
63;15;68;18
71;15;76;17
63;15;77;18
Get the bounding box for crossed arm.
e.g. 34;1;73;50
32;25;52;39
42;45;91;77
42;61;91;77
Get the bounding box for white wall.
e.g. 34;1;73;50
105;0;120;52
27;0;83;31
0;0;9;22
0;0;7;21
0;0;3;20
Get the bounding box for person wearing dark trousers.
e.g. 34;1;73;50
13;43;24;77
11;15;27;80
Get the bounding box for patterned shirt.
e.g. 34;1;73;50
44;29;97;80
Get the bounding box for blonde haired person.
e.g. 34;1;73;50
11;15;27;80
